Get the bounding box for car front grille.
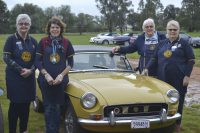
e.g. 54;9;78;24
104;103;168;117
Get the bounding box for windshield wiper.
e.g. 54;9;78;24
93;65;109;69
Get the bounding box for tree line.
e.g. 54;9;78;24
0;0;200;34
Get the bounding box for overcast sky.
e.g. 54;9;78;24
5;0;182;16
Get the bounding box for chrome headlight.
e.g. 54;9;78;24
167;89;179;104
81;92;97;109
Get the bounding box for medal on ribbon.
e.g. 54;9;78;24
50;39;60;64
50;53;60;64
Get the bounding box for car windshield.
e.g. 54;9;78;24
71;52;132;71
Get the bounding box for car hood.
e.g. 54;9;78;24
69;72;170;105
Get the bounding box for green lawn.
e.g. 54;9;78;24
0;33;200;133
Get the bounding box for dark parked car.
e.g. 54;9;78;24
180;32;200;48
0;88;4;133
114;33;138;45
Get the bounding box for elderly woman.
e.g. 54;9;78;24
3;14;37;133
35;16;74;133
112;18;166;76
145;20;195;132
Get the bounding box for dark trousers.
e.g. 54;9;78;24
176;92;186;125
8;102;30;133
44;104;61;133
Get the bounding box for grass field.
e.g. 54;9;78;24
0;33;200;133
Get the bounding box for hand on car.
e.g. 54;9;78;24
53;74;63;85
112;46;120;53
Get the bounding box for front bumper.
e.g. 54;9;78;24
78;113;181;126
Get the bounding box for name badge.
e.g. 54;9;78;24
171;46;177;51
16;41;23;50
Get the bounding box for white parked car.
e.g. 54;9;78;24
89;33;105;43
93;33;121;44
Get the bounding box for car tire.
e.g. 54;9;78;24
64;104;87;133
32;96;44;113
193;43;197;48
151;123;175;133
0;104;4;133
102;40;109;45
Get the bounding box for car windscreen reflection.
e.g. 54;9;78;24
72;52;132;71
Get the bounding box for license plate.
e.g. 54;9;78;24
131;119;150;129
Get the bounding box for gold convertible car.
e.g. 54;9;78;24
33;45;181;133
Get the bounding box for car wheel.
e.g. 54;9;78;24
193;43;197;48
64;105;86;133
32;96;44;113
151;123;175;133
102;40;109;45
0;104;4;133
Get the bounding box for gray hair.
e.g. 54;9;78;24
16;14;31;26
142;18;155;31
166;20;180;31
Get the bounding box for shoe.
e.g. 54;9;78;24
175;124;181;132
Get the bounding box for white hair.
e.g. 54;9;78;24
16;14;31;26
166;20;180;31
142;18;155;31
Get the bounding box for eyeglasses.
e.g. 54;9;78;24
168;29;178;31
50;26;60;29
145;25;153;29
18;23;30;26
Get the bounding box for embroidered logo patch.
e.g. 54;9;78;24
21;51;31;62
149;44;156;50
164;50;172;58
